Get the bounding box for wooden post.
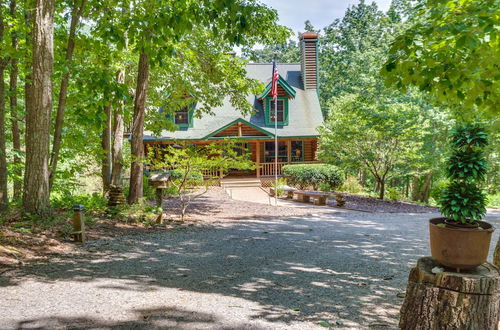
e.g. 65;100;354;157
256;141;261;178
399;257;500;330
71;204;85;243
287;139;291;164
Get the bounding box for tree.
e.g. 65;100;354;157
319;93;423;199
23;0;55;214
96;0;290;204
0;0;9;211
242;39;300;63
382;0;500;119
147;141;254;220
49;0;86;189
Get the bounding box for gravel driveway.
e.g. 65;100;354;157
1;208;499;329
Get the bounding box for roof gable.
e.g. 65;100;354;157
203;118;274;140
257;75;297;99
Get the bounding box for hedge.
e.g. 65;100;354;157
282;164;344;190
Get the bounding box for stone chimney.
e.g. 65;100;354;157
299;32;319;90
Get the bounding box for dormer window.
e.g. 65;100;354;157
265;97;288;125
270;99;284;123
173;106;193;128
174;108;189;125
258;74;295;127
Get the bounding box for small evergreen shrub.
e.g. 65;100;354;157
282;164;343;190
439;123;488;223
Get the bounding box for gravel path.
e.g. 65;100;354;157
1;208;499;329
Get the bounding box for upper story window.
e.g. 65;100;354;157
270;99;285;123
173;106;193;128
265;97;288;126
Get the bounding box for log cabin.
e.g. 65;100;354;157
143;32;323;186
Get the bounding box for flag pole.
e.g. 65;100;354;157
274;56;278;207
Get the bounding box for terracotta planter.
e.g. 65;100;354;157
429;217;495;270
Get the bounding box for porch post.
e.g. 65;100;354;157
287;139;291;164
256;141;261;178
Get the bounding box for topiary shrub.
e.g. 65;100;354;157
438;123;488;224
282;164;343;190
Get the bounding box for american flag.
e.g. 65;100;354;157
270;60;279;101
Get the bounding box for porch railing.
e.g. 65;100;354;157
259;160;319;177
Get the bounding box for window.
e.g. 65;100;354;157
264;141;287;162
269;99;284;123
174;108;189;125
265;97;288;125
291;141;304;162
234;143;249;157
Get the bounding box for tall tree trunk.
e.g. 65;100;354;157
378;178;385;200
9;0;22;201
23;0;54;214
411;176;420;201
49;0;85;190
128;50;149;204
0;0;9;211
101;104;112;194
111;69;125;187
419;172;433;203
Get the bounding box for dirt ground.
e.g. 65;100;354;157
0;188;436;268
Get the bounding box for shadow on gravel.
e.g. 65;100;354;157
0;213;446;328
15;306;262;329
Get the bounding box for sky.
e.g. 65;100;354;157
259;0;393;33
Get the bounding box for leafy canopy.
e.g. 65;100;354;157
382;0;500;118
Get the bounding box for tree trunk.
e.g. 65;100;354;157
399;257;499;329
49;0;85;190
0;1;9;211
419;172;432;203
411;175;420;201
378;178;385;199
23;0;54;215
494;238;500;268
128;50;149;204
9;0;22;201
111;69;125;187
101;104;112;194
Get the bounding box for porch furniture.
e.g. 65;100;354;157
293;190;329;205
269;185;297;198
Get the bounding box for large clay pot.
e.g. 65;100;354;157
429;217;495;270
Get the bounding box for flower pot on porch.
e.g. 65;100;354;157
429;217;495;270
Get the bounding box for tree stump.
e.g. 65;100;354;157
399;257;500;330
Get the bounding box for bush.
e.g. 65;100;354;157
51;192;107;213
438;123;488;223
339;176;364;194
282;164;343;190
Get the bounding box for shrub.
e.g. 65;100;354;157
51;192;107;213
438;123;488;223
282;164;343;190
339;176;364;194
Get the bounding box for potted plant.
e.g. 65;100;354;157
429;123;495;271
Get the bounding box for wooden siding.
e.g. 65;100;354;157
300;32;318;90
214;122;267;137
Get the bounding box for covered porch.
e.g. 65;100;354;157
144;137;320;178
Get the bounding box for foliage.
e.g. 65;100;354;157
50;192;108;214
282;164;343;191
339;176;365;194
438;123;488;223
382;0;500;119
110;199;160;225
439;181;487;222
487;193;500;208
242;39;300;63
319;93;423;199
271;178;288;197
147;141;254;220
